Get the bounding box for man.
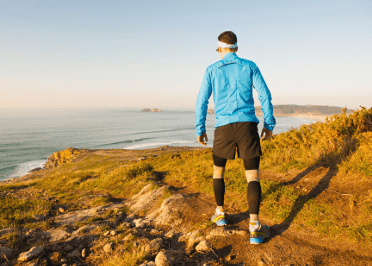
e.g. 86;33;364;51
195;31;275;244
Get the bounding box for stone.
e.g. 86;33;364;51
207;227;235;239
61;258;67;262
48;252;62;262
165;230;176;238
103;242;114;253
0;246;13;258
195;240;210;252
62;264;68;266
81;248;87;258
133;218;150;228
67;249;81;258
153;194;188;226
140;261;156;266
59;207;67;213
145;238;163;253
110;230;117;236
235;229;248;236
18;246;44;262
120;222;132;228
155;251;173;266
64;244;74;251
104;231;110;236
32;214;48;220
46;229;69;242
0;228;15;236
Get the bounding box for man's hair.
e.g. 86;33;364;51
218;31;237;44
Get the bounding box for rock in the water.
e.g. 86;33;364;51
0;246;13;258
103;242;114;253
18;246;44;262
155;251;173;266
195;240;210;252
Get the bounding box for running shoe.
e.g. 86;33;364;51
211;210;228;226
250;224;270;244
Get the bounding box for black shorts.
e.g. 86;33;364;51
213;122;262;160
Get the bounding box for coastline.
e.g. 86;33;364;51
276;114;327;121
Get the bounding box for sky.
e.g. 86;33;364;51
1;0;371;110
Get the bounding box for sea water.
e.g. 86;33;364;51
0;108;319;181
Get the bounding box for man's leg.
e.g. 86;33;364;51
244;156;270;244
211;154;228;226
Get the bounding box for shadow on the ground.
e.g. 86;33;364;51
268;139;358;239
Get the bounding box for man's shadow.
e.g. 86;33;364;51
266;140;358;239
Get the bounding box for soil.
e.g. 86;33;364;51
1;147;371;266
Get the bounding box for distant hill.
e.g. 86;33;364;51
206;105;352;117
255;104;352;117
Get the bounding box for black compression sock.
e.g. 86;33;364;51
247;181;262;215
213;179;225;207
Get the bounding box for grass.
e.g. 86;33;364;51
1;107;371;252
0;195;51;229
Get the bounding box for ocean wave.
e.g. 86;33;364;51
8;160;46;179
125;140;197;150
130;127;195;136
102;137;155;146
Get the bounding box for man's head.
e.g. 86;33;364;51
217;31;238;57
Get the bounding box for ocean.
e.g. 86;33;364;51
0;108;319;181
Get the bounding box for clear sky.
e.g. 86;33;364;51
1;0;371;110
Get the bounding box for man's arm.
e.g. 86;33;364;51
252;66;276;134
195;70;212;142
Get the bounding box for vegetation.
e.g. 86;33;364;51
1;107;371;264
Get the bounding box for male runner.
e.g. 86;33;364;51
195;31;276;244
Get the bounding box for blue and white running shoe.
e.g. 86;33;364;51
250;224;270;244
211;210;228;226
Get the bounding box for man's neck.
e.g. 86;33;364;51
220;52;235;59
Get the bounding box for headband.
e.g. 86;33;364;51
217;41;238;48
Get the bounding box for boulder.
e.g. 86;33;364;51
18;246;44;262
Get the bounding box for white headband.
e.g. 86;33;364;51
217;41;237;48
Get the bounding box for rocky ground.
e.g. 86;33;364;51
1;148;372;266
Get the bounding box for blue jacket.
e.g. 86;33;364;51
195;53;276;136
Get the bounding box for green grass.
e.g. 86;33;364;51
0;195;51;229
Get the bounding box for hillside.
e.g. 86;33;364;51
207;104;352;118
255;104;353;117
0;107;371;266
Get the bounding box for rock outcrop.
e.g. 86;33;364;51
44;148;80;168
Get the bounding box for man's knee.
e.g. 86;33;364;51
245;169;259;182
213;165;225;179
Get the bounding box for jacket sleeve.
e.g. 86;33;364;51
195;69;212;136
252;66;276;131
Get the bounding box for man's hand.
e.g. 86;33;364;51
198;132;208;146
261;127;273;141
